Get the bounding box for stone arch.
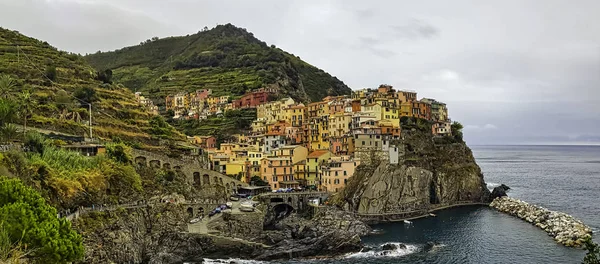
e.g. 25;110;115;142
163;163;171;169
198;207;204;217
287;197;292;203
135;156;147;166
149;160;161;168
225;183;230;191
193;172;201;185
203;174;210;185
174;165;181;171
213;176;218;185
187;207;193;218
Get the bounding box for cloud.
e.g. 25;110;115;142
464;124;498;131
1;0;599;144
389;20;439;40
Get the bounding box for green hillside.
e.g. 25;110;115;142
0;27;184;146
84;23;351;104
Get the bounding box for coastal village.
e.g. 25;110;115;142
137;84;452;192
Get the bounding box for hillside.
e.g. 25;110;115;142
84;23;351;103
0;27;184;146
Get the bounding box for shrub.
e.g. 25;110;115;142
0;177;84;263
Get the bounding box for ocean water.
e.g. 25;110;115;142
215;145;600;264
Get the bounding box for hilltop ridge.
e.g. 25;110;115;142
84;23;352;103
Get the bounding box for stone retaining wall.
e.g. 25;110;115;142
490;197;592;247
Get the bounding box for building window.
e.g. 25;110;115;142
344;171;347;176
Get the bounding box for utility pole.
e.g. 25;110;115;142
88;103;93;141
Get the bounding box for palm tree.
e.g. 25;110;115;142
18;91;36;135
0;99;16;127
0;75;16;99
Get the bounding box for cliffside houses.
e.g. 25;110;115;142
134;92;159;115
190;84;452;193
165;88;276;120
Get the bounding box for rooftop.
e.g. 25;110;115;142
307;150;330;158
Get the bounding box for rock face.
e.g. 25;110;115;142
75;204;369;262
254;206;370;260
490;197;593;248
336;129;490;218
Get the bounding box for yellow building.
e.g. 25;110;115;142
329;112;352;138
305;150;331;189
225;160;247;181
361;103;383;120
207;96;219;106
247;150;264;178
284;104;306;127
381;104;400;127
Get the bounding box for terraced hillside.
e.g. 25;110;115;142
0;27;184;146
84;23;351;104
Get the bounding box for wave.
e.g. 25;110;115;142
345;242;419;258
486;182;500;190
198;258;267;264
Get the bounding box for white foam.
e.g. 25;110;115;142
345;243;419;258
200;258;267;264
486;182;500;190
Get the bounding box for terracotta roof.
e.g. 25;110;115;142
307;150;330;158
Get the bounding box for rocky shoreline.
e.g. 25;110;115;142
490;197;593;248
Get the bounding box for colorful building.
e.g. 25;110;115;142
304;150;331;188
322;155;361;193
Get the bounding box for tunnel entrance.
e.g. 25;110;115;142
272;204;294;220
270;197;284;203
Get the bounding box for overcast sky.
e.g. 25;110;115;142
1;0;599;145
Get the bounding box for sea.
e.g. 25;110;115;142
206;145;600;264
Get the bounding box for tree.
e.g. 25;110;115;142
45;65;57;81
106;142;133;164
451;121;464;142
0;124;19;143
96;69;113;84
0;99;17;127
0;75;16;99
250;176;268;186
583;237;600;264
73;86;97;104
18;91;36;134
0;177;84;263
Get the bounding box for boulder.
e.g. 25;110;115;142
424;241;440;252
489;186;508;201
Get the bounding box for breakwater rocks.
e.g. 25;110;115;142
490;197;593;247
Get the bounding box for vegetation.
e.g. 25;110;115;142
1;132;142;208
583;237;600;264
451;121;464;142
250;176;268;186
0;176;84;263
0;28;184;147
172;108;256;144
84;23;351;103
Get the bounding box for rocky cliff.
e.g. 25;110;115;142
336;127;490;219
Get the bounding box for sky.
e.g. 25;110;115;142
1;0;599;145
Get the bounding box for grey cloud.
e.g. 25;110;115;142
390;20;439;40
1;0;599;144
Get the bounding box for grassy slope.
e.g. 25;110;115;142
84;23;351;103
0;27;184;146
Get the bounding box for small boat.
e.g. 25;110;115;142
403;220;412;225
429;213;436;217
